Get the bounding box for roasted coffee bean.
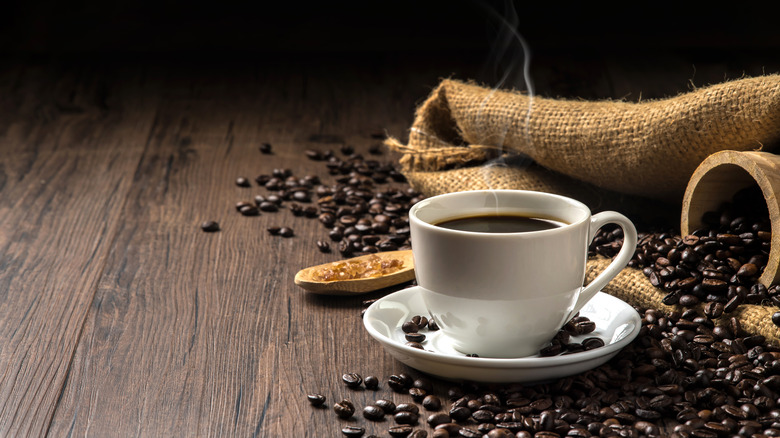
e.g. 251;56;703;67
449;406;471;422
341;425;365;437
259;143;272;154
316;240;331;253
258;201;279;212
394;411;418;425
342;372;363;388
388;425;414;437
279;227;294;237
235;177;251;187
363;405;385;421
409;387;427;402
402;321;419;333
200;220;220;232
266;226;281;235
395;403;419;415
375;399;396;414
364;375;379;389
582;337;605;350
334;399;355;419
388;375;409;392
239;204;259;216
408;431;427;438
458;428;481;438
422;395;442;411
307;393;326;406
405;333;426;343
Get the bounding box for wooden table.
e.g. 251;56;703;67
1;46;779;436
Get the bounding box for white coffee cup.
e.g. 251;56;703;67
409;189;637;358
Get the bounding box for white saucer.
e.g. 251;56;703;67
363;286;641;383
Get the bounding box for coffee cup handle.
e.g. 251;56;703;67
567;211;638;321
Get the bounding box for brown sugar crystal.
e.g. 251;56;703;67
312;255;404;282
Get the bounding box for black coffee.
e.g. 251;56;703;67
434;214;565;233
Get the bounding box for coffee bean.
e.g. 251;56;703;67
307;393;326;406
364;375;379;389
394;411;418;425
422;395;441;411
316;240;331;253
200;220;220;232
388;425;414;437
405;333;426;343
402;321;419;333
334;399;355;419
341;425;365;437
279;227;294;237
239;204;259;216
258;201;278;212
458;428;481;438
582;337;605;350
258;143;272;154
266;226;281;235
342;372;362;388
363;405;385;421
375;399;396;414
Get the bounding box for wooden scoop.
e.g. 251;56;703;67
681;150;780;287
294;250;415;295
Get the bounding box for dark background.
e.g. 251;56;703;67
2;1;778;56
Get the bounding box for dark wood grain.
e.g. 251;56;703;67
0;48;778;437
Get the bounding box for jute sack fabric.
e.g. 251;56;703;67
386;76;780;203
586;256;780;346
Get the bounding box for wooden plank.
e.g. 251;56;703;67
0;58;158;436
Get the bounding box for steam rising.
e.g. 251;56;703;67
477;0;535;174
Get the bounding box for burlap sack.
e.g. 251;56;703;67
387;76;780;203
387;75;780;344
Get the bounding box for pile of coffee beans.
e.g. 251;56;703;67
311;305;780;437
590;185;778;319
227;143;422;258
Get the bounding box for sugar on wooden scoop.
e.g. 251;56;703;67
294;250;415;295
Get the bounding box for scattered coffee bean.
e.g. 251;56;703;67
266;226;281;235
363;405;385;421
307;393;326;407
316;240;331;253
235;177;251;187
341;425;365;437
342;372;363;388
279;227;294;237
375;399;396;414
240;205;260;216
259;143;272;154
364;375;379;389
333;399;355;419
394;411;418;425
422;395;442;411
388;425;414;437
200;220;220;232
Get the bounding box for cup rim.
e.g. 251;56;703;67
409;189;591;236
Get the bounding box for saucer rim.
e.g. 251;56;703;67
363;286;641;368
